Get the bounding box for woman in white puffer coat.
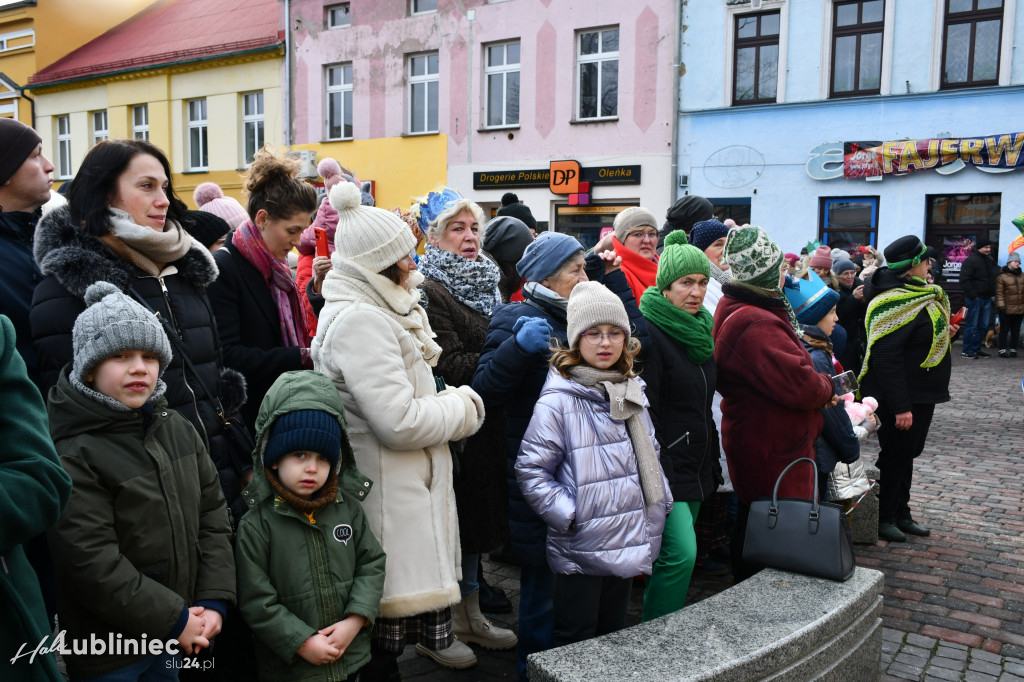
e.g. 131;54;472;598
312;182;486;677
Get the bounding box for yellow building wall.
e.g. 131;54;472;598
32;55;282;208
292;136;449;213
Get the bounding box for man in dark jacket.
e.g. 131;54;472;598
0;118;56;387
959;238;999;359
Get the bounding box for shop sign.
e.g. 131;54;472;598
807;133;1024;181
550;160;581;194
473;164;642;190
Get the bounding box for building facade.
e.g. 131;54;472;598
26;0;282;207
678;0;1024;303
289;0;679;244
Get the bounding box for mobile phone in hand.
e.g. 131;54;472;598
314;227;329;258
831;370;859;396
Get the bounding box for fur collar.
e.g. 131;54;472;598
34;205;218;299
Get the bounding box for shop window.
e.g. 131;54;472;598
926;194;1000;302
555;203;638;251
733;11;780;105
576;27;618;120
830;0;884;97
941;0;1003;89
818;197;879;252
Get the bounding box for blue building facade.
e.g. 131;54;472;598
677;0;1024;302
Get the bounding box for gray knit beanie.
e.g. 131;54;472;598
613;206;659;243
330;182;415;273
72;282;173;389
566;281;630;350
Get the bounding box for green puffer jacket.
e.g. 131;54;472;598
46;367;235;678
0;315;72;682
237;371;386;682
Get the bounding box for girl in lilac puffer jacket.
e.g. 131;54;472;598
516;282;672;647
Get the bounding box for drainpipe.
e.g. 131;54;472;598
466;9;476;164
284;0;292;149
669;0;682;203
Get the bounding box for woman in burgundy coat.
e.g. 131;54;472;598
712;225;836;582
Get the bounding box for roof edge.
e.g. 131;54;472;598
28;34;282;87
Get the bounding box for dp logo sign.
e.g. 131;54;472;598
549;160;581;195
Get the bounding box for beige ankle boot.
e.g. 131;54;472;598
452;590;518;650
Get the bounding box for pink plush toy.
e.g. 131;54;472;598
842;394;879;441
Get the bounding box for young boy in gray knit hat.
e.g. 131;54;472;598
46;281;235;680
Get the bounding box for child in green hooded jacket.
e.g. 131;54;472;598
235;370;385;682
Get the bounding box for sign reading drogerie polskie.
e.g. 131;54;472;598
473;165;642;190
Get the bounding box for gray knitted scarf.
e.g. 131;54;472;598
568;365;664;508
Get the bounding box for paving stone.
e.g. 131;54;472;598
974;649;1006;664
964;673;998;682
970;660;1005;676
895;652;930;668
906;633;939;650
931;655;968;670
925;666;964;681
999;674;1024;682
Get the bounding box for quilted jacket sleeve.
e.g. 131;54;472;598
515;397;576;534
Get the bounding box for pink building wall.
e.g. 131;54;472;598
290;0;678;218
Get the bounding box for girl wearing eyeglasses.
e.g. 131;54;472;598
516;281;671;647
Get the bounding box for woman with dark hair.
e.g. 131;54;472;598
31;139;248;520
207;147;319;431
859;236;956;542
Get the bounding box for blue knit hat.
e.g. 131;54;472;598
264;410;342;469
516;231;584;283
783;271;840;325
689;219;731;253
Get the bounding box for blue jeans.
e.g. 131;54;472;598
459;552;480;597
71;651;181;682
963;297;993;355
517;563;555;682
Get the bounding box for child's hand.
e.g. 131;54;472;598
297;634;341;665
198;608;223;641
319;615;367;656
177;607;209;655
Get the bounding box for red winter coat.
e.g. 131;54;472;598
712;283;834;505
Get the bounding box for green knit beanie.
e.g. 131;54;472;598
724;225;784;290
656;231;711;291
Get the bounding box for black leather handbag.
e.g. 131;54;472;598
743;457;856;582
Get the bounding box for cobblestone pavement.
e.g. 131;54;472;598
396;343;1024;681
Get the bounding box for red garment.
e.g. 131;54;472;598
296;198;339;338
613;237;658;303
712;284;834;505
510;288;524;302
296;252;317;336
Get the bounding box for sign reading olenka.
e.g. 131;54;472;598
473;164;642;190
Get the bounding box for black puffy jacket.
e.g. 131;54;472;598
30;206;250;526
0;209;45;386
641;323;721;503
960;250;999;299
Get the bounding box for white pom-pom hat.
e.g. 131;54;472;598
330;182;415;273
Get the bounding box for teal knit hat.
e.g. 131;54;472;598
656;230;711;291
724;225;785;290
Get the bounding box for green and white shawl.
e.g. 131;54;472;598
858;282;951;387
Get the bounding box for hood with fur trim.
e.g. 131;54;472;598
34;204;218;299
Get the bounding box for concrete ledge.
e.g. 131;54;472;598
527;567;885;682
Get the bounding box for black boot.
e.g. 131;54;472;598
359;650;401;682
478;558;512;614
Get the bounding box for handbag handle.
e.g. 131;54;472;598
769;457;821;533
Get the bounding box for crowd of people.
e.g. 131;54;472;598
0;115;984;682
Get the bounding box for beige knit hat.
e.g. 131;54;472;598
612;206;658;243
567;281;630;349
330;182;416;273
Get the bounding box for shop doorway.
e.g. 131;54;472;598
925;194;1000;311
554;203;638;251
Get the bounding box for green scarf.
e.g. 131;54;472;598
858;281;951;388
639;286;714;364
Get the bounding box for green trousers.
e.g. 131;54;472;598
642;500;700;622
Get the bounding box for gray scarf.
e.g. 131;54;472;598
103;208;196;275
709;261;733;286
568;365;664;508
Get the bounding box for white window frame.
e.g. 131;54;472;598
56;115;71;180
723;1;790;107
928;0;1016;90
325;64;354;141
91;110;108;145
132;104;149;140
326;3;350;28
407;52;439;135
483;41;520;129
242;91;264;166
818;0;895;98
575;26;619;121
410;0;437;15
0;29;34;54
187;98;208;172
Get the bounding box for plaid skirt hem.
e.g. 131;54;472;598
371;607;455;655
